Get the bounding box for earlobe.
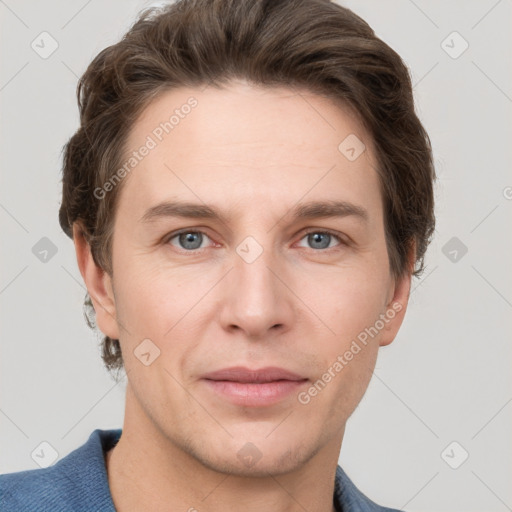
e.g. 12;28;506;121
72;223;120;340
378;271;411;347
379;242;415;347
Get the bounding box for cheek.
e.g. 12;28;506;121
315;268;389;343
112;261;214;354
114;279;165;336
308;272;387;400
310;277;384;414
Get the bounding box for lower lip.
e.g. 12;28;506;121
202;379;308;407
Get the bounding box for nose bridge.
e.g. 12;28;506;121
222;232;292;335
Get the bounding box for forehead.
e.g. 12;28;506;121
117;80;382;222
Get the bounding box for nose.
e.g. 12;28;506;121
218;237;295;339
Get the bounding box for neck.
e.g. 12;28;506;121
105;384;342;512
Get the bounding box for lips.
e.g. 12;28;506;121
201;366;308;407
201;366;307;383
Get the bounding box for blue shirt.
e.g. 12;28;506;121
0;429;404;511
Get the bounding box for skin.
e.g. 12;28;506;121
74;79;414;512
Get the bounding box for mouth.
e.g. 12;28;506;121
201;366;309;407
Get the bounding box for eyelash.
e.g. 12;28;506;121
164;228;348;254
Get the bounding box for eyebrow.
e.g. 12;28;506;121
139;199;369;225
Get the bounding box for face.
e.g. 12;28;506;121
80;80;411;476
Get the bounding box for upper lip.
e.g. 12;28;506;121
202;366;307;383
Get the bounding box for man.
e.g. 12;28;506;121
0;0;435;510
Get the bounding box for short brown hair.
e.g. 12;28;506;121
59;0;436;375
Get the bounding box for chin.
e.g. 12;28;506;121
190;439;318;478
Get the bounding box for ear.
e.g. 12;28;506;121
379;241;416;347
72;223;120;340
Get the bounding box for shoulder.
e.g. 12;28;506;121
0;428;121;512
334;465;406;512
0;463;78;511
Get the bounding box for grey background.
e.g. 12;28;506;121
1;1;511;511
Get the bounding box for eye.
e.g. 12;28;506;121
164;228;347;253
166;230;214;251
297;229;346;251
